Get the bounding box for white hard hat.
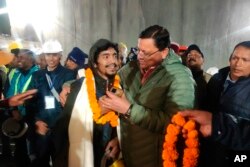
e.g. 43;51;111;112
42;40;63;53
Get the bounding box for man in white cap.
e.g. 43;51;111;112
26;40;75;167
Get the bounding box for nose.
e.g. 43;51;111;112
235;59;243;66
188;53;196;59
109;55;118;64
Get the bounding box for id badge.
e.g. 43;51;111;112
45;96;55;109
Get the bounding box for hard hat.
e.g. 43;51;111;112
0;50;14;65
42;40;63;53
8;41;23;51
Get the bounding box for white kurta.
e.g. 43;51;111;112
68;78;94;167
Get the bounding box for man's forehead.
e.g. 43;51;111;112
99;48;117;55
233;46;250;55
138;38;156;49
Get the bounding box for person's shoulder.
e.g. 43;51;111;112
59;66;75;77
118;61;139;79
119;61;138;73
211;66;229;81
32;69;46;77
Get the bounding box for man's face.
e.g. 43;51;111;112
95;47;119;79
9;56;19;68
36;54;47;69
186;50;204;70
230;46;250;80
17;52;33;71
45;53;61;70
137;38;168;71
65;58;78;70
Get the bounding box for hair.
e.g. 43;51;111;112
139;25;170;51
229;41;250;60
19;49;36;63
88;39;119;71
10;48;20;57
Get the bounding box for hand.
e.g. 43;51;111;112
59;86;71;107
103;91;131;114
8;89;37;107
12;110;22;121
35;120;49;135
98;95;110;115
105;137;120;159
178;110;212;137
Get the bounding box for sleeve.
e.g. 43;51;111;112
0;99;9;109
120;66;196;133
63;70;76;83
211;112;250;150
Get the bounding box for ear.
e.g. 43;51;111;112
161;48;169;59
94;63;97;68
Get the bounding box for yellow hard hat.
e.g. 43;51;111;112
8;41;23;50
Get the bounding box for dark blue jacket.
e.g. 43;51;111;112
203;66;250;167
26;64;75;127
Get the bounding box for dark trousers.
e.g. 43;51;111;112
0;111;12;157
14;136;31;167
32;132;55;167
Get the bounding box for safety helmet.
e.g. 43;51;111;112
42;40;63;54
8;41;23;51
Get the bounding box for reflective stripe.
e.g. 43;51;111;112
8;68;16;84
14;74;32;95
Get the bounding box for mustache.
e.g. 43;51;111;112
105;63;118;68
188;58;196;62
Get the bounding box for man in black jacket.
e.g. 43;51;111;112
181;41;250;167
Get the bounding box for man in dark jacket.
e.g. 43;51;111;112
53;39;120;167
101;25;195;167
181;41;250;167
185;44;211;108
26;40;75;167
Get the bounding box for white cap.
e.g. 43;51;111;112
42;40;63;53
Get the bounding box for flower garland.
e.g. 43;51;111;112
162;113;199;167
85;68;120;127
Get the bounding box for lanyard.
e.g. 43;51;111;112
45;73;60;102
46;73;58;89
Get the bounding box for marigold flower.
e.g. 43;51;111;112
187;130;198;138
85;68;120;127
165;135;178;145
183;120;196;131
183;148;199;159
167;124;181;136
185;138;199;148
163;160;177;167
163;113;199;167
171;113;186;126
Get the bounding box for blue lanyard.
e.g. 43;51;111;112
46;73;58;90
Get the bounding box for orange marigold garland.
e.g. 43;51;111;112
85;68;120;127
162;113;199;167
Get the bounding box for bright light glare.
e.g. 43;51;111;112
6;0;58;31
0;8;8;15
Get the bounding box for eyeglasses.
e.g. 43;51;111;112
137;48;159;57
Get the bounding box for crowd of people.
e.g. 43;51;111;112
0;24;249;167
